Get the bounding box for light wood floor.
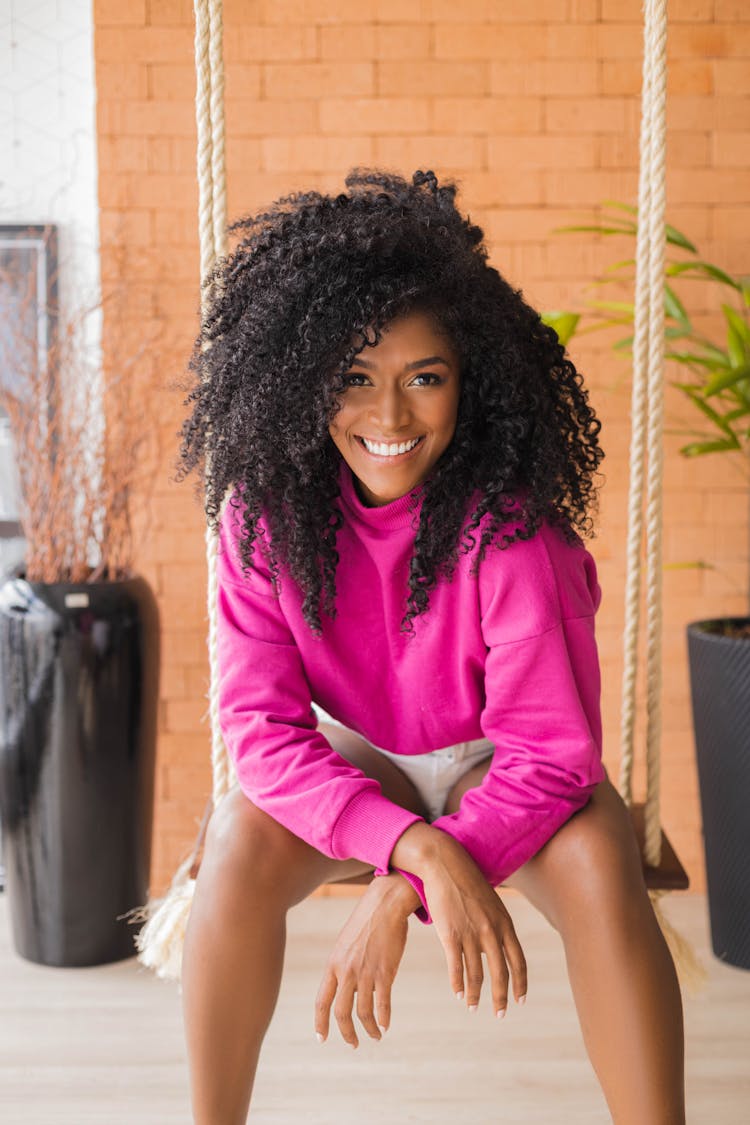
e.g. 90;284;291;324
1;889;748;1123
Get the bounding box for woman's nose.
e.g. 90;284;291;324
370;385;411;431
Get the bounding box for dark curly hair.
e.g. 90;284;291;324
174;167;604;639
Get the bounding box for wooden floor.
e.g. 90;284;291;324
1;889;749;1123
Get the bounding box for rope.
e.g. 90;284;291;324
128;0;232;983
617;0;706;992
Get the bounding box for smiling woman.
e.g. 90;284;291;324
327;312;461;507
174;167;686;1124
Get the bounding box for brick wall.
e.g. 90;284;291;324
93;0;750;897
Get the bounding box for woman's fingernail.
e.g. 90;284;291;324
496;1008;506;1020
468;1004;478;1012
455;990;464;1000
517;994;526;1006
316;1032;325;1043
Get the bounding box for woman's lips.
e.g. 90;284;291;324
355;435;426;463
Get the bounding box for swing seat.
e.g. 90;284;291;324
329;804;690;892
629;803;690;891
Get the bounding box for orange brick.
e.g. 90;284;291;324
488;134;596;170
231;24;318;61
543;168;638;206
379;60;488;97
96;26;195;63
543;23;598;58
129;172;198;207
98;135;150;173
668;59;714;95
145;0;195;25
375;134;486;172
319;97;430;135
148;63;197;100
544;97;633;133
261;134;374;172
667;168;750;204
671;25;750;57
147;136;192;173
157;732;214;769
604;0;712;18
491;60;598;97
667;96;715;131
595;23;644;58
225;98;317;136
712;132;750;166
434;24;545;60
430;0;568;20
464;170;545;208
598;132;638;168
100;208;153;246
263;0;377;22
482;207;565;242
96;62;149;99
711;205;750;239
160;664;188;700
715;0;750;18
713;59;750;96
599;59;642;96
226;137;265;173
320;24;433;60
264;61;374;99
433;97;542;135
97;0;147;24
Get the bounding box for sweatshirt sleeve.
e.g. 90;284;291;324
215;497;424;872
410;523;607;925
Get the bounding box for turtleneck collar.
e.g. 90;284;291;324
337;457;424;531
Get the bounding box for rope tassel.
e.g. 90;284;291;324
650;890;709;997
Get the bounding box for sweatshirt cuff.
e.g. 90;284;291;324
331;787;425;874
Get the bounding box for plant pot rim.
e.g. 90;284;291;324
687;616;750;641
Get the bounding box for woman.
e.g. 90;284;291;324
176;168;685;1123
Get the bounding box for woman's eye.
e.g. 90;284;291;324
412;373;442;386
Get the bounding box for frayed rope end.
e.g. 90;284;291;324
649;890;709;997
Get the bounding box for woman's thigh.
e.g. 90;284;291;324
443;761;646;933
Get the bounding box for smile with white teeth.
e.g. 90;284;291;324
358;436;423;457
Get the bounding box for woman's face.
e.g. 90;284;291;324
328;311;461;507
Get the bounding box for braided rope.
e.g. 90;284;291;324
617;0;667;870
128;0;232;981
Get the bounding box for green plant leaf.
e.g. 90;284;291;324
664;285;691;328
601;200;638;214
664;225;698;253
676;385;738;436
704;363;750;396
551;223;637;236
680;437;741;456
588;299;635;313
666;261;740;289
540;310;580;346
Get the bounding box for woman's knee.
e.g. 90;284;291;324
510;778;649;935
203;787;314;898
546;780;650;928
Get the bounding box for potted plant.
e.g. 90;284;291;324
0;225;163;967
542;203;750;969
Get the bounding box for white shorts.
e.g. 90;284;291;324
312;702;494;822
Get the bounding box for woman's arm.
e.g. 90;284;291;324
215;498;426;874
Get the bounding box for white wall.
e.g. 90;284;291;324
0;0;102;577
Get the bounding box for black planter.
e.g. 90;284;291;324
0;574;159;967
687;617;750;971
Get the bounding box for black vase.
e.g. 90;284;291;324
0;574;159;967
687;617;750;971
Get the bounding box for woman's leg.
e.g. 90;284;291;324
180;724;428;1125
445;766;686;1124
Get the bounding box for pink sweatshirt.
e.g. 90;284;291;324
216;456;606;923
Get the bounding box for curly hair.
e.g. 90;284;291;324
174;167;604;639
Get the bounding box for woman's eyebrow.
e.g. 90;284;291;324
350;355;451;370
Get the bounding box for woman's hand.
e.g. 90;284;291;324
419;833;527;1019
314;874;415;1048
